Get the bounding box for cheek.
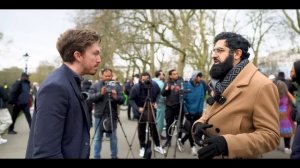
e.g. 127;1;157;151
291;73;295;78
89;57;97;65
219;55;227;62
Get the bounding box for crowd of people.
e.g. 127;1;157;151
1;29;300;159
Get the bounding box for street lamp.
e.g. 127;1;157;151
23;53;30;74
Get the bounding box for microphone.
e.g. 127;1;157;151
179;81;190;94
181;81;184;90
81;92;90;100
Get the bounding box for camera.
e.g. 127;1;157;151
143;79;152;89
105;81;117;93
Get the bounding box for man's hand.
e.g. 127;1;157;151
100;87;107;95
197;136;228;159
139;107;144;113
111;90;118;100
192;122;213;146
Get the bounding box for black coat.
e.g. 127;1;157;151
128;81;160;119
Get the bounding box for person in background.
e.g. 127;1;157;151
129;72;166;157
124;74;139;120
161;69;184;148
277;71;297;95
178;71;206;156
290;60;300;159
88;68;125;159
0;84;12;144
8;72;32;134
274;80;294;154
152;70;166;140
31;82;39;102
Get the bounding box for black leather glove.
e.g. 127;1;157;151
197;136;228;159
193;122;213;146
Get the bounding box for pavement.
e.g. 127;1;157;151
0;105;291;159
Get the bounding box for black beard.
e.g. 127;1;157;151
291;75;296;82
209;54;234;80
291;74;300;85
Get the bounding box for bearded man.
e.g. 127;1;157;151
192;32;280;159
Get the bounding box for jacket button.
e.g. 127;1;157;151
215;128;220;133
85;142;89;146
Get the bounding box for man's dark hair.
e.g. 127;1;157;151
133;74;139;78
155;70;162;78
214;32;251;60
140;72;151;79
21;72;29;78
277;71;285;81
101;68;112;74
168;69;176;76
197;72;203;78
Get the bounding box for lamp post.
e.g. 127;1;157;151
23;53;30;74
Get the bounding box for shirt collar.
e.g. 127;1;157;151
62;64;83;90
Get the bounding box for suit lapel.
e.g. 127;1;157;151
206;62;257;120
69;79;91;129
63;65;91;130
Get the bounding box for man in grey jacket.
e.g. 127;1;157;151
88;68;125;159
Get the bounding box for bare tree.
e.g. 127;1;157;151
282;10;300;53
283;10;300;35
246;10;275;66
186;10;217;81
150;10;196;76
74;10;124;68
116;10;166;77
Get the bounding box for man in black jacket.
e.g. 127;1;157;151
129;72;166;158
161;69;184;148
8;72;31;134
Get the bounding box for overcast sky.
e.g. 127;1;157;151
0;10;77;73
0;9;298;78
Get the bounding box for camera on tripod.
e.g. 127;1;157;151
143;79;152;89
105;80;117;93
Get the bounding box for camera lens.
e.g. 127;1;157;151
143;79;152;89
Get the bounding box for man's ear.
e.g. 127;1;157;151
234;49;242;60
73;51;82;62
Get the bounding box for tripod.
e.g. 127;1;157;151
107;91;135;158
127;86;166;159
91;90;134;158
164;82;187;158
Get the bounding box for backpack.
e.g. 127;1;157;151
8;80;22;104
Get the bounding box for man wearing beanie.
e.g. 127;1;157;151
290;60;300;159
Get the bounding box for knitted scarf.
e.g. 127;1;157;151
207;59;249;105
